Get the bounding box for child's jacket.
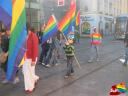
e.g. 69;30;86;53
63;44;75;57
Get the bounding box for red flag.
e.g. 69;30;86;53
109;85;121;95
76;11;80;26
58;0;65;6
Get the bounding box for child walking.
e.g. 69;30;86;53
63;37;75;78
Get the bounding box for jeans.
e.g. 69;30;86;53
66;56;74;76
89;45;99;60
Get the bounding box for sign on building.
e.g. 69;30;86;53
58;0;65;6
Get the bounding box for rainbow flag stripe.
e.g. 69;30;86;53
76;11;80;26
6;0;27;81
91;33;102;45
41;15;58;44
116;83;127;93
0;0;12;29
58;0;76;35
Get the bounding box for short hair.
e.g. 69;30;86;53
28;27;35;33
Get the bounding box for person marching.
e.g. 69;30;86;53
88;27;102;63
63;35;75;78
22;27;39;93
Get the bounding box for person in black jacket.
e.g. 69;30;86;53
0;29;9;83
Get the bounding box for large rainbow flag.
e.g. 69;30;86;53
58;0;76;35
0;0;12;29
41;15;58;44
6;0;27;81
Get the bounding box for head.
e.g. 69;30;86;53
28;27;35;34
67;38;74;44
93;27;99;33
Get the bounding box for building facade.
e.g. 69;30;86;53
80;0;128;35
26;0;41;31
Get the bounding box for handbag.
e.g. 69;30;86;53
0;52;8;63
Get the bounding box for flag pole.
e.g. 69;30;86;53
61;32;81;69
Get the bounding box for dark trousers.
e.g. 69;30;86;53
1;56;8;73
66;56;74;76
39;49;47;63
124;47;128;64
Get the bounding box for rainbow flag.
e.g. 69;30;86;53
41;15;58;44
58;0;76;35
116;83;127;93
76;11;80;26
0;0;12;29
6;0;27;81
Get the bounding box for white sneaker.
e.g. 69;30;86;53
2;79;8;84
41;63;45;66
45;64;51;68
13;77;20;84
55;63;59;66
88;59;93;63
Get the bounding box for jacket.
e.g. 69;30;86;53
26;32;39;62
63;44;75;57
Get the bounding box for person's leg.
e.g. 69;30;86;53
70;57;74;74
124;47;128;65
39;50;43;63
22;59;35;91
95;45;99;61
65;57;70;77
88;45;94;62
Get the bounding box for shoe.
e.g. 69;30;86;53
2;79;8;84
45;64;51;68
55;63;59;66
13;77;20;84
88;59;93;63
25;90;33;94
41;63;45;66
70;73;74;76
64;75;69;79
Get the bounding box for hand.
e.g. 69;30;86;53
31;62;35;66
65;42;69;45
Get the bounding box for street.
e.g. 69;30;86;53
0;36;128;96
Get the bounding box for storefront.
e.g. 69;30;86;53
80;14;114;36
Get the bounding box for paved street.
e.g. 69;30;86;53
0;36;128;96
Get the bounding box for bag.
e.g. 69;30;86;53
0;52;8;63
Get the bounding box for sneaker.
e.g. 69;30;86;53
13;77;20;84
64;75;69;79
55;63;59;66
70;73;74;76
41;63;45;66
45;64;51;68
2;79;8;84
88;59;93;63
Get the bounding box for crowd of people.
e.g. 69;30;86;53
0;26;103;94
